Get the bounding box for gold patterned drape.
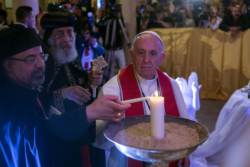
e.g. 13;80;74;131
152;28;250;100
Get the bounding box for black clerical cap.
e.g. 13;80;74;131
0;27;41;64
41;11;77;30
40;11;77;46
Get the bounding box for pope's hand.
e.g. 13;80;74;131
88;70;103;87
177;157;190;167
61;86;91;105
86;95;131;123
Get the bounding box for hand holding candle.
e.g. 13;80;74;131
150;91;165;139
121;96;150;104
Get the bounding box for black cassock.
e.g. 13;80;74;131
0;77;95;167
39;52;89;113
38;52;105;167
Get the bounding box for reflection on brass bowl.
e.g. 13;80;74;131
104;115;209;166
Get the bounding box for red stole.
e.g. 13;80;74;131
118;63;180;167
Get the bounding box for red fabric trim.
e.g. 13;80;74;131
119;64;145;117
119;64;180;117
81;145;91;167
157;69;180;117
119;64;180;167
169;161;178;167
36;98;43;109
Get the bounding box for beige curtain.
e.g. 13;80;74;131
152;28;250;100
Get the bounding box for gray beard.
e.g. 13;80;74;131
48;35;78;64
31;75;45;88
30;67;45;88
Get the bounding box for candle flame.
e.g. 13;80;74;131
151;91;159;97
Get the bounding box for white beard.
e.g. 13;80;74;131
48;34;78;64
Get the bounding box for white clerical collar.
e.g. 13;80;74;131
14;22;27;28
136;71;158;86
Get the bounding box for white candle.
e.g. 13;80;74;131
121;96;150;104
150;91;165;139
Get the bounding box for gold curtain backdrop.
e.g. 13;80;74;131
152;28;250;100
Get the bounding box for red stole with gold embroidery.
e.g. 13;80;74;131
118;63;180;167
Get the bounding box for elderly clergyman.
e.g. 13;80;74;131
38;11;107;167
94;31;190;167
39;11;104;113
0;27;130;166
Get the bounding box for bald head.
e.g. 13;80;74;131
35;12;46;37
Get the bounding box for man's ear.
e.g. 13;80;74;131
3;59;12;73
129;49;134;59
35;23;38;30
24;16;29;25
159;53;166;66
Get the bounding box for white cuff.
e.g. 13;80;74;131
93;42;98;48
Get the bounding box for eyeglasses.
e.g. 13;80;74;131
7;53;49;65
52;31;74;39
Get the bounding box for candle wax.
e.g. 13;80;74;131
150;96;165;139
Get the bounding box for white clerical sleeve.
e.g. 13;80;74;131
100;75;121;98
92;75;120;150
165;73;189;119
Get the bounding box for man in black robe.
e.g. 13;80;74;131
39;11;102;113
38;11;107;167
0;27;130;167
